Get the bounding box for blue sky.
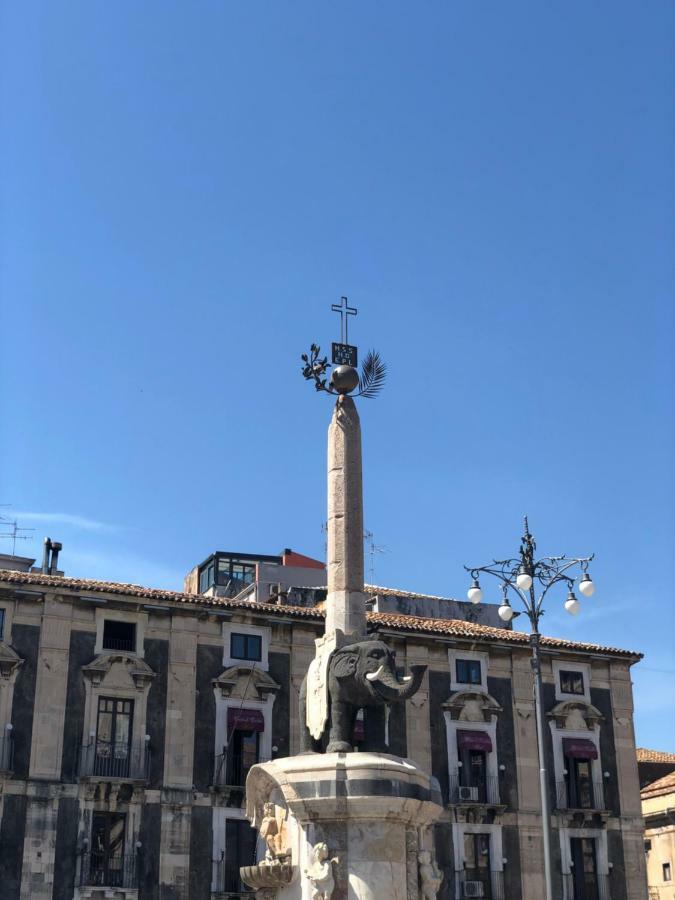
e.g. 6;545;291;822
1;2;673;750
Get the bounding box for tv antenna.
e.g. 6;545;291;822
364;529;387;584
0;516;35;555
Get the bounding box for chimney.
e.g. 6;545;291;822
42;538;52;574
49;542;62;574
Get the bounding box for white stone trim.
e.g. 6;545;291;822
212;805;263;892
94;608;147;658
0;599;15;645
448;649;489;694
213;691;276;766
550;722;604;805
443;713;499;782
222;622;270;671
552;659;591;704
559;826;610;875
452;822;505;892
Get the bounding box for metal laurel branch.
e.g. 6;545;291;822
301;344;335;394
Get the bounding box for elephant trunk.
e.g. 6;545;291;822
369;664;426;701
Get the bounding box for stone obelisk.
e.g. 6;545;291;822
325;394;366;643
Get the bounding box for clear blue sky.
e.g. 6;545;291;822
1;3;673;750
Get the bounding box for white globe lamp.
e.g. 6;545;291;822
498;600;515;622
467;580;483;605
516;568;533;591
578;573;595;597
564;591;580;616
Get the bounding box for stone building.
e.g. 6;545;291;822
0;549;647;900
640;753;675;900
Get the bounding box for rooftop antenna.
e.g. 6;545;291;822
0;518;35;555
364;529;387;584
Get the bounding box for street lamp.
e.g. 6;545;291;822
464;516;595;900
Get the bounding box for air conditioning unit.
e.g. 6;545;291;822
463;882;485;898
458;785;479;802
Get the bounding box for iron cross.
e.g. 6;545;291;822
331;296;357;344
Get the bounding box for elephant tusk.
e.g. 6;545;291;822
365;665;385;682
401;675;413;682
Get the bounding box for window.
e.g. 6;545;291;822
464;833;492;896
664;863;672;882
644;840;652;854
456;658;482;686
102;620;136;653
199;562;215;593
0;608;5;641
230;633;262;662
217;558;257;597
95;697;133;778
560;669;585;695
88;813;126;887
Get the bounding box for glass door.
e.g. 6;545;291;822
91;813;126;887
570;837;599;900
95;697;134;777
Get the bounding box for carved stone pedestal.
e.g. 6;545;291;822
242;753;443;900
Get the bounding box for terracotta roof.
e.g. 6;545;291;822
637;747;675;764
0;570;642;659
641;769;675;800
365;584;461;602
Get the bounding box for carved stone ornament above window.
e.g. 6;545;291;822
442;689;502;722
82;653;157;691
213;665;281;701
548;699;604;730
0;643;23;680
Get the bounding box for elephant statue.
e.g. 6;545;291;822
299;639;426;753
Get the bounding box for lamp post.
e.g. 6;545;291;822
464;517;595;900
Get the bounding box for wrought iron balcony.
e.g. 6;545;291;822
448;773;501;807
211;857;256;896
562;871;610;900
0;732;13;773
79;741;150;781
79;851;138;889
556;779;606;812
456;869;505;899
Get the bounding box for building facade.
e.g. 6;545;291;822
0;552;647;900
639;751;675;900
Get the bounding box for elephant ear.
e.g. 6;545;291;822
332;651;358;679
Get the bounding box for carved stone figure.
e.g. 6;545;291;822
304;841;338;900
299;639;426;752
418;849;443;900
259;802;286;861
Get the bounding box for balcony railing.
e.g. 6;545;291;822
101;637;136;652
0;733;13;772
556;779;605;811
213;753;270;799
448;773;501;806
562;872;611;900
456;869;505;899
79;741;150;781
80;851;138;889
212;858;256;896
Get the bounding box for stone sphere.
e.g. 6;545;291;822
330;364;359;394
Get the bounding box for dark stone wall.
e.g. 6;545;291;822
139;803;161;900
53;797;79;900
61;631;95;780
591;687;619;815
428;670;451;803
607;828;628;900
145;638;169;789
502;824;522;897
189;806;213;900
487;676;518;809
269;651;290;759
0;794;27;899
10;624;40;780
542;682;558;808
387;674;408;758
434;821;454;900
193;644;223;791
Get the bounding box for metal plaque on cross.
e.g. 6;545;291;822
332;342;358;367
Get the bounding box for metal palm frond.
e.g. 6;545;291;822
357;350;387;398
